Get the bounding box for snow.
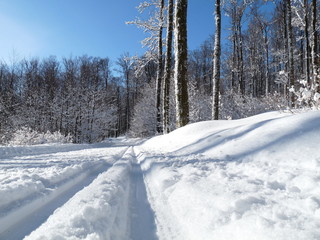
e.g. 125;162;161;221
136;110;320;240
25;148;133;240
1;111;320;239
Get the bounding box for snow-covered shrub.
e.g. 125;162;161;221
289;79;320;109
220;91;287;120
42;131;73;144
129;82;157;137
8;127;73;146
189;82;212;123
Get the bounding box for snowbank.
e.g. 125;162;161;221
137;110;320;240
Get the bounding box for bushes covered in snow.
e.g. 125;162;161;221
220;91;288;120
8;127;73;146
290;80;320;109
129;82;157;137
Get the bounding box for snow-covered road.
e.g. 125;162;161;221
0;138;157;240
1;111;320;240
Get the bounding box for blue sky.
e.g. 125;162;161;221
0;0;216;64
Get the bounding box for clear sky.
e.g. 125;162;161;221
0;0;216;64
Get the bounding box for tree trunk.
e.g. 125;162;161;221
163;0;174;134
126;70;130;132
311;0;319;91
238;23;245;95
264;27;270;96
174;0;189;128
287;0;295;106
212;0;221;120
304;0;311;84
282;1;288;97
156;0;165;133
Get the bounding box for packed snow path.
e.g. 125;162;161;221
0;160;112;240
129;149;157;240
0;138;158;240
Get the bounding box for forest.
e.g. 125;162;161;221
0;0;319;144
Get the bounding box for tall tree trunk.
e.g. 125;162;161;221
232;24;236;91
238;23;245;95
163;0;174;134
212;0;221;120
282;2;288;96
287;0;295;106
304;0;311;84
264;27;270;96
174;0;189;128
126;70;130;132
156;0;165;133
311;0;319;91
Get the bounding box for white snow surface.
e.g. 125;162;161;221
0;111;320;239
137;110;320;240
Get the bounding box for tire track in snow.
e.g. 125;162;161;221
0;146;130;240
129;147;158;240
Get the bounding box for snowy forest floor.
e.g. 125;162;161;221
1;110;320;240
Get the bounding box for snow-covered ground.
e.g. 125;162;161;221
1;111;320;239
137;110;320;240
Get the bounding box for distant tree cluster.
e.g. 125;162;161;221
0;56;122;144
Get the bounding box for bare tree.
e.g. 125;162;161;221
212;0;221;120
303;0;311;84
117;53;133;132
163;0;174;133
174;0;189;128
287;0;295;106
156;0;165;133
311;0;319;91
224;0;248;95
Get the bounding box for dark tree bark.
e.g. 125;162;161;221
212;0;221;120
163;0;174;134
156;0;165;133
287;0;295;106
303;0;311;84
174;0;189;128
311;0;319;91
238;23;245;95
264;26;270;96
117;53;132;132
225;0;246;94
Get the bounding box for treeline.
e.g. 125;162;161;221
190;0;320;102
0;53;161;144
0;56;123;143
1;0;319;143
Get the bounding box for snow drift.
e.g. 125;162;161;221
137;110;320;240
